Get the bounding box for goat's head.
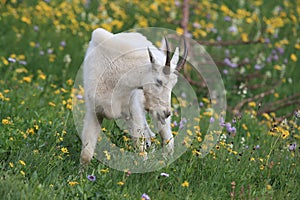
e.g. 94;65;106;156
143;37;188;125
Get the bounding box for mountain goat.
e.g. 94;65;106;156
80;28;187;165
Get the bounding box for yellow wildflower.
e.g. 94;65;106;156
273;65;281;70
103;150;111;160
281;130;289;139
242;124;248;131
21;16;31;24
61;147;69;153
19;160;26;166
48;102;56;107
20;170;26;176
1;57;9;65
68;181;79;186
23;76;32;83
290;54;297;62
187;129;193;136
248;101;256;107
26;128;35;135
100;168;109;173
66;79;73;86
176;27;184;35
39;73;46;80
117;181;125;186
241;33;249;42
181;180;189;187
2;119;10;125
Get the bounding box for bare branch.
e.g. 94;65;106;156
233;89;275;114
198;39;262;46
258;93;300;115
181;0;189;36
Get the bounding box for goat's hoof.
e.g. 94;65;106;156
163;138;174;157
80;149;93;165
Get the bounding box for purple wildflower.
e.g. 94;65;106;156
76;94;83;100
47;48;53;54
210;117;215;123
232;118;236;124
288;143;296;151
228;25;238;33
230;63;238;68
294;110;300;118
179;118;187;129
225;49;230;57
217;36;222;41
192;22;201;29
224;16;231;21
173;121;178;127
34;25;39;32
141;193;151;200
174;1;181;6
160;172;169;177
219;117;225;126
224;58;237;68
276;47;284;54
39;51;45;55
8;57;16;63
60;41;66;47
87;175;96;182
264;37;270;44
243;57;250;64
223;69;228;74
199;102;204;107
19;60;27;65
228;126;236;134
206;13;211;19
273;54;279;61
225;122;232;130
224;58;232;66
254;64;262;70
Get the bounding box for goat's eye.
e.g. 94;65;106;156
156;79;163;87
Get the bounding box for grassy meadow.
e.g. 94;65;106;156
1;0;300;199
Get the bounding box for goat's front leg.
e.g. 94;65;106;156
144;117;156;149
157;116;174;157
129;89;148;154
80;108;102;165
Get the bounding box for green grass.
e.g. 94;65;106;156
1;0;300;199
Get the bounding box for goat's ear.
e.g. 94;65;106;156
170;47;179;72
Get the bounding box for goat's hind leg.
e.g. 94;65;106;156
80;109;102;165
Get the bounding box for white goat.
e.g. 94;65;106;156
80;28;187;165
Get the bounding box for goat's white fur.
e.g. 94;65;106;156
80;28;180;164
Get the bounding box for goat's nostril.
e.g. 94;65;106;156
164;110;171;118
